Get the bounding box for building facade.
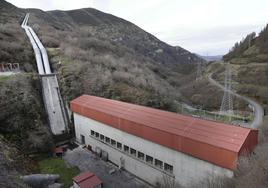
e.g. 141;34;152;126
71;95;258;186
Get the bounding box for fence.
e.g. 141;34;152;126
0;63;20;72
176;102;253;126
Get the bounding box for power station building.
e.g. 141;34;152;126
70;95;258;186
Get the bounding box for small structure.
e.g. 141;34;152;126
73;171;102;188
54;147;64;157
0;63;20;72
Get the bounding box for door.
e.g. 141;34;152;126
80;134;85;144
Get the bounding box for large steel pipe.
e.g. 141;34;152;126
28;27;52;74
24;26;45;74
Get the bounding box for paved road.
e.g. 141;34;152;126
208;73;263;129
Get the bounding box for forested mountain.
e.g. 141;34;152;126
224;25;268;63
219;24;268;112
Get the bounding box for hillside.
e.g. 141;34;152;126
220;25;268;112
0;0;209;153
0;2;209;185
224;25;268;63
1;0;268;187
0;135;38;188
0;0;249;144
20;4;207;112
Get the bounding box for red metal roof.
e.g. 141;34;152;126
73;171;102;188
70;95;258;170
54;147;64;154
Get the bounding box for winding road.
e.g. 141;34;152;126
208;73;263;129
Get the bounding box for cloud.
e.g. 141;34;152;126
160;25;264;55
6;0;268;55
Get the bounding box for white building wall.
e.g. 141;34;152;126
74;113;233;186
73;182;79;188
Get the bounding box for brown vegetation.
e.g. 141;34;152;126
0;22;36;72
210;62;268;112
34;18;200;112
0;74;53;153
0;135;39;188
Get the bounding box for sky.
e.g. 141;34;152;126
6;0;268;55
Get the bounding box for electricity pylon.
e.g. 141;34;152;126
220;62;233;116
196;61;203;80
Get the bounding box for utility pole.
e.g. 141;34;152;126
220;62;234;119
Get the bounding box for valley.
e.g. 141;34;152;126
0;0;268;187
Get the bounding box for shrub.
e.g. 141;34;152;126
41;35;60;48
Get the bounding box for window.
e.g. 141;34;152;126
90;130;95;136
105;137;110;144
95;132;99;138
164;163;173;174
117;142;122;150
124;145;129;153
130;148;136;157
138;151;145;160
146;155;153;164
111;139;116;146
100;134;104;141
155;159;163;169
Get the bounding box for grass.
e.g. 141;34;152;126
47;47;60;56
256;54;268;62
0;75;11;81
47;47;74;65
61;57;74;65
38;157;80;188
180;106;253;124
243;45;259;56
231;57;250;64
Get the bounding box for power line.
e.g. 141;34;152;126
196;61;203;80
220;62;233;117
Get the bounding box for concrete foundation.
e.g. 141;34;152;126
41;74;68;135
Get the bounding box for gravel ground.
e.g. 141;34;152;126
63;146;150;188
